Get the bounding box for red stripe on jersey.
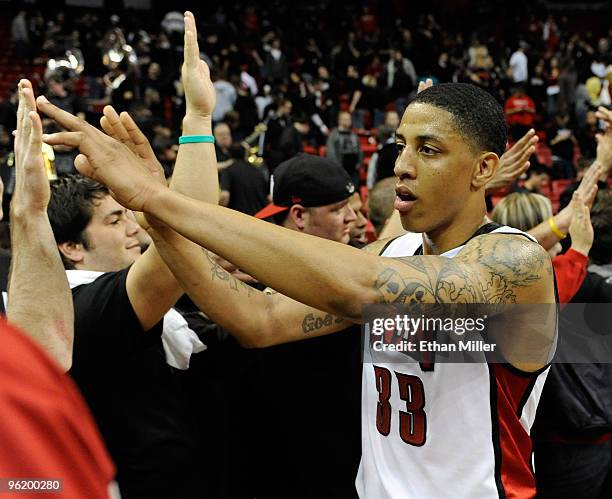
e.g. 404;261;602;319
491;364;538;499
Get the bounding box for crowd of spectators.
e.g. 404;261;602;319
1;1;610;196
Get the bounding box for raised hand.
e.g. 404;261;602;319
100;105;166;184
37;96;163;212
574;161;602;208
555;162;602;233
568;191;593;256
182;11;215;119
487;129;539;193
10;80;74;370
99;105;167;230
595;106;612;173
12;79;49;215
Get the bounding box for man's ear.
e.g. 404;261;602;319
472;152;499;189
58;241;85;268
287;204;307;231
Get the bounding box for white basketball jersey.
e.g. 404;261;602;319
356;226;552;499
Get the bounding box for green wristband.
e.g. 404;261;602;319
179;135;215;144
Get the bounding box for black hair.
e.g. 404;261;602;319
590;191;612;266
526;164;550;178
228;143;247;160
294;113;310;125
47;174;109;269
412;83;507;157
271;211;288;226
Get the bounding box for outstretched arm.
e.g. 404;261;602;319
146;221;352;347
38;129;555;321
142;210;555;370
8;80;73;370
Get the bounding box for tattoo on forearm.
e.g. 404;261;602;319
375;236;551;306
205;250;253;297
302;313;345;334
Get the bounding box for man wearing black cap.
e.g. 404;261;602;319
254;153;357;244
249;153;362;498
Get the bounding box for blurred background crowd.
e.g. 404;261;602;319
0;0;611;225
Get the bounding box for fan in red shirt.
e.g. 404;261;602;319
505;87;537;127
0;320;116;499
0;79;115;499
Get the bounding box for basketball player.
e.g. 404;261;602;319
38;80;572;497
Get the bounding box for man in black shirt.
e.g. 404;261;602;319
326;111;363;186
275;113;310;168
247;155;362;498
219;144;269;216
37;12;219;498
213;121;233;167
533;191;612;497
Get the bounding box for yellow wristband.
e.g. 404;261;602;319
548;217;567;240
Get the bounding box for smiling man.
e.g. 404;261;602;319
49;176;143;272
40;82;568;498
34;11;225;498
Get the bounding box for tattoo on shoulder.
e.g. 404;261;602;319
205;250;253;297
302;312;345;334
374;235;551;306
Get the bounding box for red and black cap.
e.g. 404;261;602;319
254;153;355;219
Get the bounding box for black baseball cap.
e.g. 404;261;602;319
255;154;355;219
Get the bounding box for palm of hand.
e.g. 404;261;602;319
130;143;166;185
14;85;50;211
597;133;612;171
79;142;160;213
182;60;216;117
16;143;50;211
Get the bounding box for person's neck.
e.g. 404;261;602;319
421;207;489;256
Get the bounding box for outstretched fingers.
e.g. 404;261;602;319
37;98;104;156
119;111;155;159
42;130;86;149
74;153;94;177
100;115;118;140
101;105;137;152
183;11;200;67
27;111;43;151
37;95;86;131
575;162;602;208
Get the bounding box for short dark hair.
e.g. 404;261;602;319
590;191;612;266
412;83;507;157
48;174;109;269
526;164;550;178
294;113;310;125
272;210;289;226
228;143;247;160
